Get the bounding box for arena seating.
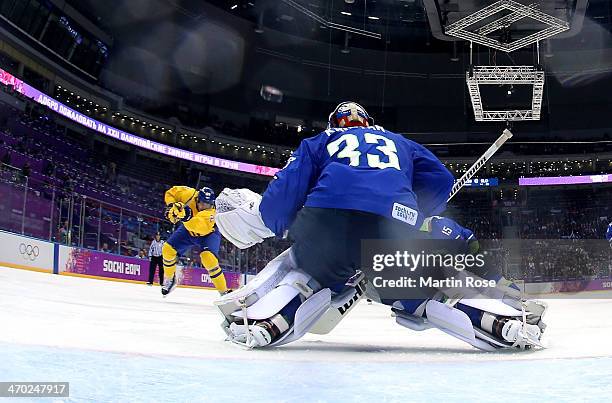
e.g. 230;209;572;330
1;98;611;279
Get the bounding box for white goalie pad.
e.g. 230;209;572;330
270;288;331;347
230;269;315;320
214;188;275;249
394;298;544;351
425;300;498;352
227;288;331;348
459;298;523;318
214;248;297;318
309;272;368;335
214;247;331;348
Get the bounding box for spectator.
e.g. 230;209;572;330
43;159;55;176
57;220;70;245
101;242;111;253
147;232;165;286
22;162;30;179
137;249;147;259
1;151;10;166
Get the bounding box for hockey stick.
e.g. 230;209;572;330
447;129;513;202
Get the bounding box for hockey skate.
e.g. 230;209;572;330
498;317;542;349
161;273;179;297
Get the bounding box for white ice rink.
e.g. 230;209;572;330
2;267;612;402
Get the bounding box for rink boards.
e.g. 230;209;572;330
0;229;608;294
0;229;241;289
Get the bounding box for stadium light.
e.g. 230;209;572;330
445;0;569;53
466;65;545;121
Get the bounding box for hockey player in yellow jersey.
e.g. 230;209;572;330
162;185;229;296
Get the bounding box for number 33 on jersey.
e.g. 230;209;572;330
259;125;454;236
326;131;401;170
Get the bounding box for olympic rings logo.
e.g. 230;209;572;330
19;243;39;261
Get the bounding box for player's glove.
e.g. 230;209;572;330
165;202;193;224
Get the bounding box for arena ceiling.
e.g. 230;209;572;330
50;0;612;133
67;0;612;53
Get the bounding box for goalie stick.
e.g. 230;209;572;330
447;129;513;202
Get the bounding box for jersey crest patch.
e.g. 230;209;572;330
391;203;418;226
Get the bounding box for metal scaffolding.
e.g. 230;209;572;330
446;0;569;53
466;66;545;122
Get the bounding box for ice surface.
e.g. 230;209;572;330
2;267;612;402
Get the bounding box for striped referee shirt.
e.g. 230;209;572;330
148;239;165;257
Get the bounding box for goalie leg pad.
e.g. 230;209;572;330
214;248;296;317
226;288;332;348
393;297;545;351
269;288;331;347
230;268;316;320
425;301;498;351
215;247;329;348
308;272;368;335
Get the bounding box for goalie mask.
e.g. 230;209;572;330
328;102;373;129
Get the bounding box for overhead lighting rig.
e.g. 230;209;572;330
445;0;569;122
445;0;569;53
466;65;545;121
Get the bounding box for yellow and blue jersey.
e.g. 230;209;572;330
164;185;215;237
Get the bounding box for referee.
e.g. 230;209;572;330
147;232;165;285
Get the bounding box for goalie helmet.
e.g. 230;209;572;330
327;102;373;129
197;187;215;204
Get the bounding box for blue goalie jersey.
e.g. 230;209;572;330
260;125;454;236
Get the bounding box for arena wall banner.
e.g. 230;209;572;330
182;267;241;290
519;174;612;186
58;246;148;282
0;68;279;177
0;230;54;272
57;245;240;289
525;278;612;295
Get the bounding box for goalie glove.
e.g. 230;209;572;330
165;202;193;224
215;188;275;249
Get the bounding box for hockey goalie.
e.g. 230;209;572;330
213;102;547;351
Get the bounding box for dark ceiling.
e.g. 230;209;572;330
49;0;612;135
66;0;612;53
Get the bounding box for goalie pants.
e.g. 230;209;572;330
288;208;505;332
288;207;423;288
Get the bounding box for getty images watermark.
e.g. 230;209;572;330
361;238;612;300
360;239;504;300
370;250;496;289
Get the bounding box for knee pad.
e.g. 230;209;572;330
215;248;316;319
214;248;331;348
162;242;177;259
162;243;177;265
200;251;219;271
